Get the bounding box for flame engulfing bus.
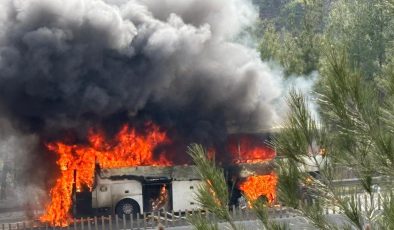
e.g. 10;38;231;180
74;165;203;217
74;161;276;217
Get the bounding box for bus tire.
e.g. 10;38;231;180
115;199;140;219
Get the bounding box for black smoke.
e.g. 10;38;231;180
0;0;294;175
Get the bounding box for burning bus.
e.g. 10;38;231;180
39;124;278;226
74;161;277;218
79;165;203;217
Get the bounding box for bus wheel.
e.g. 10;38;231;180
115;199;140;219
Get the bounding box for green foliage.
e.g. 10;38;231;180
250;198;288;230
272;90;327;166
259;23;310;75
379;193;394;229
248;0;394;228
340;196;364;229
257;0;394;78
325;0;394;78
300;201;337;230
276;159;303;208
258;0;325;76
272;90;338;228
318;46;394;178
187;144;239;230
187;145;231;218
274;44;394;229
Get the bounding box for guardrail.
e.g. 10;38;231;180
1;191;390;230
5;207;253;230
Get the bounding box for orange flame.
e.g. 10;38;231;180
239;173;278;204
152;185;169;211
228;135;275;163
40;123;171;226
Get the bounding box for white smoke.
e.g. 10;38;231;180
0;117;43;209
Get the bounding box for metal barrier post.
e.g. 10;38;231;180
122;214;126;229
115;215;119;230
109;215;113;230
87;217;91;230
143;213;147;230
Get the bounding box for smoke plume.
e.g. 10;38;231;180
0;0;317;197
0;0;287;138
